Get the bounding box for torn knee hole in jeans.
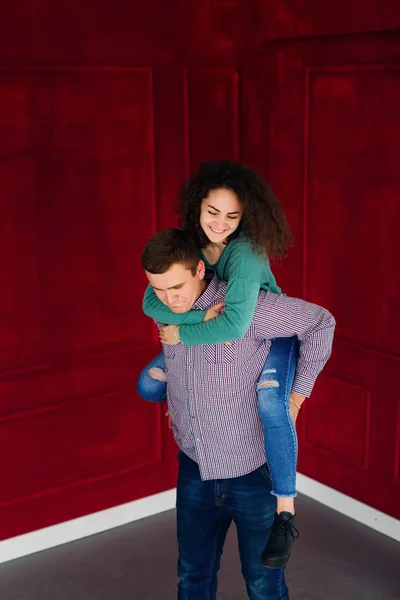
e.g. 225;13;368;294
257;367;279;390
148;367;167;382
257;379;280;390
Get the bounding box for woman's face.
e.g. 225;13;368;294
199;188;242;245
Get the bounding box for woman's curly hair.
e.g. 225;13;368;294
177;160;292;258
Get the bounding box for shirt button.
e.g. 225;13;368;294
188;362;192;366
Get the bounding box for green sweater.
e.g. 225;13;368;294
142;232;281;346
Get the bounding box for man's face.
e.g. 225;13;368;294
145;261;206;313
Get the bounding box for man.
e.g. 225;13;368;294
141;228;335;600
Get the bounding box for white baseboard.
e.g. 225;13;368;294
296;473;400;542
0;475;398;565
0;489;176;565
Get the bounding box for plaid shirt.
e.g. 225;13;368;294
161;272;335;481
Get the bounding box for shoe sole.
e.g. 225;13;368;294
261;554;290;569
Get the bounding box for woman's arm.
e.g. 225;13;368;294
178;244;275;346
142;284;207;325
178;276;260;345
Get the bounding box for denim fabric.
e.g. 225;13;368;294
136;352;166;402
257;337;299;497
176;451;290;600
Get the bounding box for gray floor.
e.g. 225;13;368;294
1;494;399;600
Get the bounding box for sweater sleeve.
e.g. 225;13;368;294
142;284;207;325
179;241;273;346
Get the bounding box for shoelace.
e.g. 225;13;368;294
276;518;300;541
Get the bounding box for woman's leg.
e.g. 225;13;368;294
256;336;299;568
232;465;290;599
136;352;167;402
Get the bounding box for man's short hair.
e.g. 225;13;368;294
142;228;201;275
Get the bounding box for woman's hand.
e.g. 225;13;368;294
159;301;225;345
204;301;224;322
289;392;305;425
159;325;180;345
165;409;172;429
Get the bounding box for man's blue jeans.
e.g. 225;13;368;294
136;337;299;497
176;451;290;600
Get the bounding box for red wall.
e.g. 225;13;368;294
0;1;399;540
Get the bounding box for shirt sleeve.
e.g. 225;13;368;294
142;284;207;325
179;241;272;346
253;293;336;397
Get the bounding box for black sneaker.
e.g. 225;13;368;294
261;512;299;569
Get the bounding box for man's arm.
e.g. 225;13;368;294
253;293;336;398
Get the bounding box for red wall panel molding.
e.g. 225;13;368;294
268;36;400;518
0;2;399;540
0;65;176;540
303;376;372;471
